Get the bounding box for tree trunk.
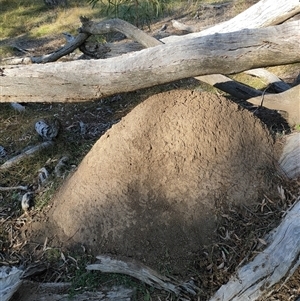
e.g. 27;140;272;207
1;21;299;103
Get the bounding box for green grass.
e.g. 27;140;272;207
0;0;189;58
0;0;183;41
0;0;238;59
0;0;48;38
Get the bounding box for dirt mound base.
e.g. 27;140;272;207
29;90;278;273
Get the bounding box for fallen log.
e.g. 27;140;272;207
279;132;300;179
1;21;299;103
209;196;300;301
163;0;300;43
247;85;300;126
11;281;135;301
1;0;299;104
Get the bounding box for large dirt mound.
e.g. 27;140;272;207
29;90;278;272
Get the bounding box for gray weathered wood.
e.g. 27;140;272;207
32;32;90;63
1;21;299;103
279;133;300;179
167;0;298;97
1;0;300;103
244;68;291;92
0;185;28;191
209;196;300;301
86;255;198;298
11;281;134;301
247;85;300;126
0;141;54;170
162;0;300;43
0;266;23;301
195;74;263;99
80;17;162;48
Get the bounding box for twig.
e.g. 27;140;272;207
252;84;270;114
0;141;54;170
0;186;28;192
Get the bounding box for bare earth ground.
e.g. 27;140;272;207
1;1;300;301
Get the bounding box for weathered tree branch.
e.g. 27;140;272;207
163;0;300;43
209;197;300;301
1;0;299;104
195;74;263;100
244;68;291;92
86;255;198;298
0;185;28;191
0;141;54;170
79;16;162;48
279;133;300;179
247;84;300;125
1;21;299;102
31;33;90;64
10;281;135;301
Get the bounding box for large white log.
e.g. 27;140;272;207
162;0;300;43
279;132;300;179
1;21;299;102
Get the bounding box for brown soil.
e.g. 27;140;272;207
25;90;279;276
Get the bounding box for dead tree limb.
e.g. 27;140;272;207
195;74;263;100
2;0;299;103
163;0;300;43
86;255;198;298
32;33;90;64
0;142;54;170
0;186;28;191
279;133;300;179
209;196;300;301
11;281;134;301
244;68;291;92
1;21;300;103
247;85;300;126
79;16;162;48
